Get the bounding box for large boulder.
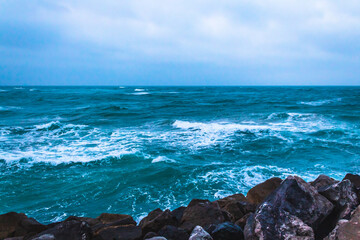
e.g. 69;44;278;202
180;199;230;232
206;222;244;240
318;179;359;220
0;212;47;239
139;209;163;228
244;206;314;240
157;225;189;240
244;175;333;239
311;175;339;191
246;177;282;205
325;206;360;240
171;207;186;223
215;194;247;209
94;225;142;240
29;220;92;240
188;226;213;240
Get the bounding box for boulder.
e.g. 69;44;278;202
157;225;189;240
189;226;213;240
146;237;167;240
180;199;230;232
97;213;135;224
325;206;360;240
215;194;247;208
29;220;92;240
246;177;282;205
94;225;142;240
0;212;47;239
222;202;244;222
143;232;158;239
244;206;314;240
141;210;178;235
318;179;359;220
139;209;163;228
206;222;244;240
311;175;339;191
343;173;360;199
244;175;333;239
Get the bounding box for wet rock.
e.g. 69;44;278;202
215;194;247;209
234;213;252;230
246;177;282;205
222;202;244;222
311;174;339;191
29;220;92;240
157;225;189;240
245;176;333;239
97;213;135;224
180;199;230;232
325;206;360;240
188;226;213;240
141;210;178;235
206;222;244;240
146;237;167;240
94;225;142;240
64;216;99;226
0;212;47;239
244;206;314;240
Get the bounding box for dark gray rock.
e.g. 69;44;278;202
206;222;244;240
215;194;247;209
171;207;186;223
180;199;230;232
325;206;360;240
244;175;333;239
343;173;360;199
141;210;178;235
29;220;92;240
157;225;189;240
94;225;142;240
234;213;252;230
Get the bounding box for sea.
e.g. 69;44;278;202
0;86;359;223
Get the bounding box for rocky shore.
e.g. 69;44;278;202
1;173;360;240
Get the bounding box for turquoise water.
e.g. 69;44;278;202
0;86;359;223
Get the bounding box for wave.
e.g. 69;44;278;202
151;156;176;163
131;92;150;95
299;98;342;106
134;88;145;92
173;120;269;132
0;89;8;92
0;106;22;112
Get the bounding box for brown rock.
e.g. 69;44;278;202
246;177;282;205
311;174;339;191
0;212;47;239
94;225;142;240
180;199;230;232
325;206;360;240
234;213;252;229
139;209;163;228
158;225;189;240
141;210;178;235
215;194;247;208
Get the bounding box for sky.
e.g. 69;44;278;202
0;0;359;85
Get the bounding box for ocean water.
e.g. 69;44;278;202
0;86;359;223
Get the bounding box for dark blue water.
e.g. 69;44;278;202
0;86;359;223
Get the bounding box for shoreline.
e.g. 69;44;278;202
1;173;359;240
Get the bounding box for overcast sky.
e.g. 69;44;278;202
0;0;359;85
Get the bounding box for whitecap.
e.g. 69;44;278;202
299;98;342;106
134;88;145;92
131;92;150;95
0;89;8;92
151;156;176;163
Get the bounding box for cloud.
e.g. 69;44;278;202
0;0;359;85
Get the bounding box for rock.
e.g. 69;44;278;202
180;199;230;232
189;226;213;240
29;220;92;240
244;206;314;240
215;194;247;209
146;237;167;240
206;222;244;240
222;202;244;222
171;207;186;223
141;210;178;235
4;237;24;240
324;206;360;240
0;212;47;239
318;179;359;220
64;216;99;226
245;175;333;239
139;209;163;228
94;225;142;240
246;177;282;205
311;174;339;191
343;173;360;198
157;225;189;240
234;213;252;229
97;213;135;224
